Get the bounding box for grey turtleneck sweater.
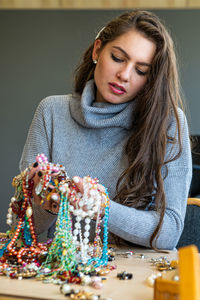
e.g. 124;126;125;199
20;80;192;249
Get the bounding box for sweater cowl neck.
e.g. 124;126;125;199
70;79;137;130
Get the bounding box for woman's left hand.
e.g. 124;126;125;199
69;176;107;218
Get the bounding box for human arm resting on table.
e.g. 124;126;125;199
107;109;192;250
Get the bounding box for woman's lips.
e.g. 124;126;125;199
109;83;126;95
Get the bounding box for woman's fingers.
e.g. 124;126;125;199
27;163;61;213
32;170;43;188
32;185;42;206
72;177;105;195
28;162;41;180
49;198;60;214
70;177;107;218
32;172;106;215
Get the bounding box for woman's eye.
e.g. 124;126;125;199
136;69;148;76
111;53;124;63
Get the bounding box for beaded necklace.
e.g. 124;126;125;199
40;176;110;280
2;154;68;269
41;183;78;274
1;154;110;281
6;175;47;265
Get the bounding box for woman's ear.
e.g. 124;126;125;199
92;39;102;62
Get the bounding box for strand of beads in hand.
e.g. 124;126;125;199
65;176;109;265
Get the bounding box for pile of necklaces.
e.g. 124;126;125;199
0;154;112;288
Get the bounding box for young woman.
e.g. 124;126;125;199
19;10;192;250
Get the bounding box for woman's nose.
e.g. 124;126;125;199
116;65;132;82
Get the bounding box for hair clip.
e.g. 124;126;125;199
95;26;105;40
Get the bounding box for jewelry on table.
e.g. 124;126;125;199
60;283;112;300
115;251;134;258
0;153;112;289
150;256;178;271
146;272;162;287
117;271;133;280
146;256;179;287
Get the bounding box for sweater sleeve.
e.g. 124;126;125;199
107;109;192;250
19;98;57;235
19;98;52;171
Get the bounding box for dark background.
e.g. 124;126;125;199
0;9;199;232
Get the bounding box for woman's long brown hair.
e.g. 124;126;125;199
74;10;183;249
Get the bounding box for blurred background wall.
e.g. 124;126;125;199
0;9;200;232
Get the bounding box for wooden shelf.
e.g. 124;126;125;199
0;0;200;10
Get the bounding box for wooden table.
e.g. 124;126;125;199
0;248;177;300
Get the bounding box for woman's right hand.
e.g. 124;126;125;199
28;162;60;214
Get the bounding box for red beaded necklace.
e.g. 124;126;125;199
7;176;47;265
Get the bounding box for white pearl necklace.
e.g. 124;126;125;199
68;176;104;264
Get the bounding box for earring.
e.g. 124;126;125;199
93;60;97;64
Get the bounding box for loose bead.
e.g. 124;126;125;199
93;281;103;289
60;284;72;295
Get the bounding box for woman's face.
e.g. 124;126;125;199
92;29;156;104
